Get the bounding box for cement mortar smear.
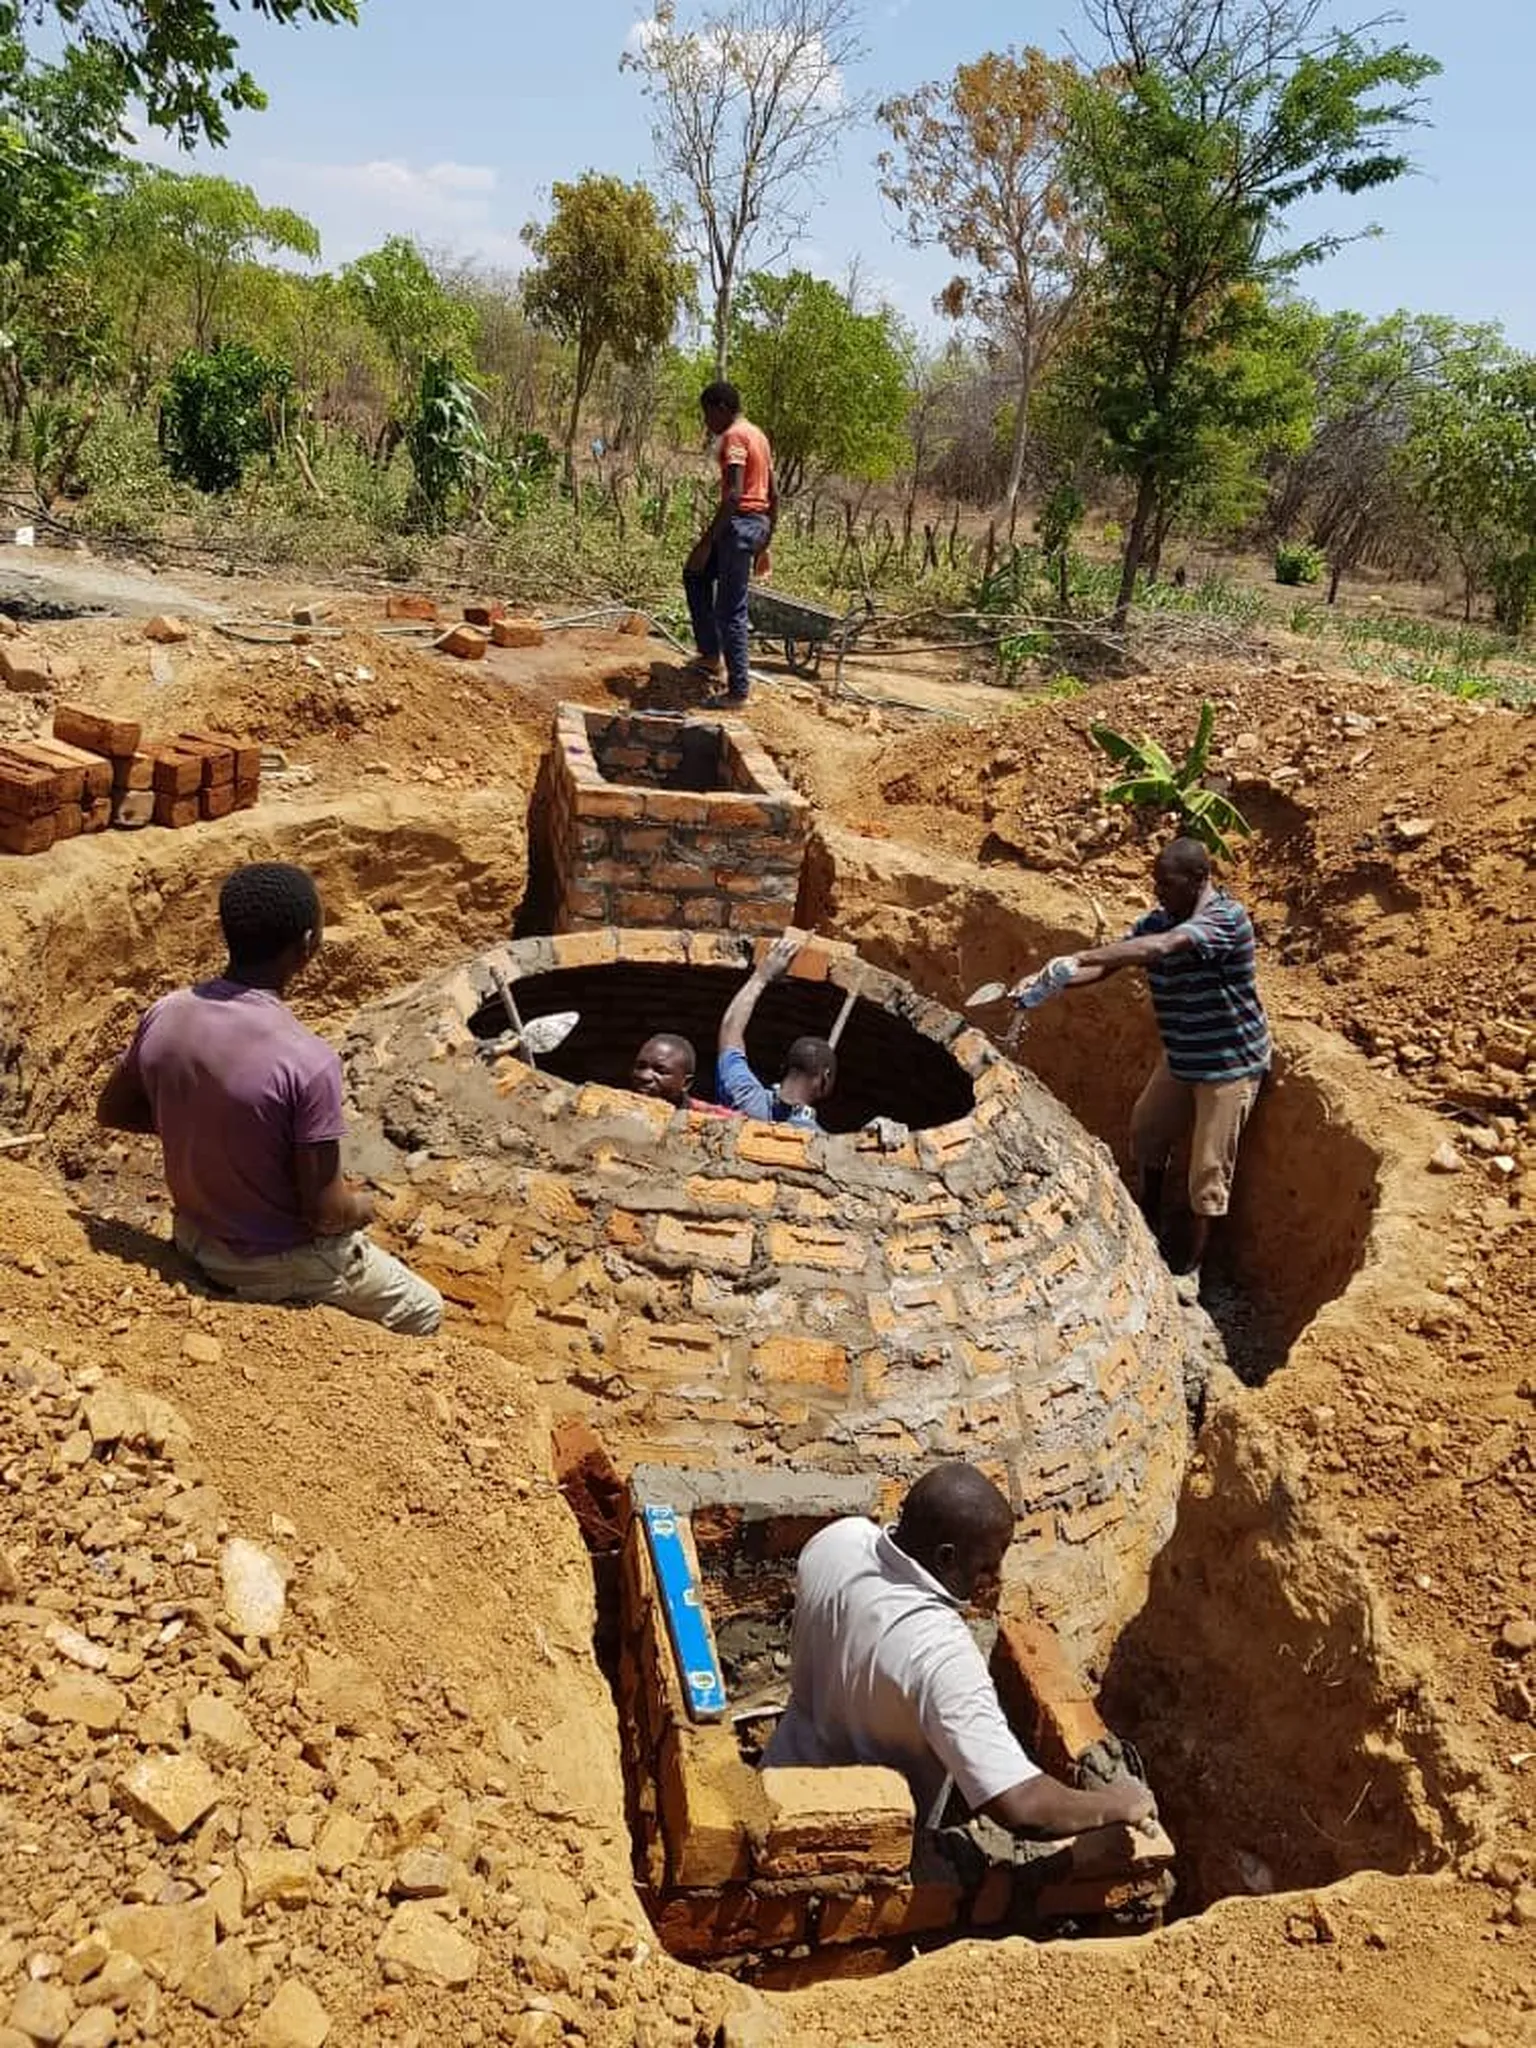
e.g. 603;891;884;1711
343;930;1192;1674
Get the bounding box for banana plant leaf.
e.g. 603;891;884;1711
1177;699;1217;790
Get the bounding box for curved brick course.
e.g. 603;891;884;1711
343;929;1191;1675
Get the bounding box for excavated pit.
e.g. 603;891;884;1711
0;806;1480;1994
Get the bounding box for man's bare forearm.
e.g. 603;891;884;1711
719;972;768;1055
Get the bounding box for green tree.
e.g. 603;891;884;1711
161;338;290;491
341;238;476;463
9;0;361;148
0;30;126;277
1064;0;1439;624
878;47;1090;527
98;167;319;350
1402;347;1536;631
622;0;866;377
520;171;690;485
728;270;910;495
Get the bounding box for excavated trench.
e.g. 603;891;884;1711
0;796;1483;1987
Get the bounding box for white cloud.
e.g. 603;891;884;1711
252;155;525;270
625;13;844;110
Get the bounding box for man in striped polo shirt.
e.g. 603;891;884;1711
1040;837;1270;1295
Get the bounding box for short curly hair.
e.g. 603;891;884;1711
218;862;321;967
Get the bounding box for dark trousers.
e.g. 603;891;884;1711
684;512;770;700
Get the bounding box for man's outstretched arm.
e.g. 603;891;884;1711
718;933;799;1056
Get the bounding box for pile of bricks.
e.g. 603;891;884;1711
0;706;260;856
611;1494;1174;1964
542;705;810;935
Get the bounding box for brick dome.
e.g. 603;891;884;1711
342;928;1190;1674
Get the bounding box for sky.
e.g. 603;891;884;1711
136;0;1536;349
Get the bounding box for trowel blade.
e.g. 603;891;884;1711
520;1010;579;1055
965;981;1010;1007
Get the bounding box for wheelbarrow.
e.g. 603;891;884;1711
747;585;868;693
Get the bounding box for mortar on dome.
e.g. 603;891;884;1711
341;926;1195;1679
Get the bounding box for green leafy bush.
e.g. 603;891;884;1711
1274;541;1326;586
1089;699;1252;859
161;343;291;493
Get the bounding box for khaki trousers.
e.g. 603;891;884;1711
1129;1058;1262;1218
174;1217;443;1336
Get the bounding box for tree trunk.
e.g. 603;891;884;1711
1327;560;1343;605
999;356;1033;527
1114;471;1159;629
712;273;734;381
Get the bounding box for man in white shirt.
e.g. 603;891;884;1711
763;1463;1154;1837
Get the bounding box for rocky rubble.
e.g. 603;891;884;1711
0;1336;727;2046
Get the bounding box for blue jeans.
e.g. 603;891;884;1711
684;513;770;699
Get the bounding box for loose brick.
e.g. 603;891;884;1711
79;797;110;835
233;779;260;812
112;751;155;791
54;704;141;756
153;792;200;829
152;749;203;798
990;1614;1107;1778
144;613;190;643
753;1335;849;1393
766;1222;866;1274
653;1215;753;1273
435;624;488;660
755;1765;914;1878
0;637;52;691
25;735;113;800
463;600;504;626
52;801;83;841
112;790;156;829
386;592;438;621
491;616;544;648
0;752;61;816
658;1725;755;1887
1;742;83;804
0;812;55;855
201;784;236;822
179;730;259;782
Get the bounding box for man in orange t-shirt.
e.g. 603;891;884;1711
684;380;776;705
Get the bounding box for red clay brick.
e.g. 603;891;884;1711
653;1215;753;1273
464;600;505;626
51;802;83;841
25;736;112;800
152;792;199;829
641;790;707;826
658;1725;754;1887
651;1889;807;1961
179;730;258;781
681;897;726;927
112;752;155;792
765;1222;865;1273
386;591;437;620
614;890;679;925
753;1336;849;1393
0;754;61;817
201;784;235;821
817;1882;962;1945
735;1123;813;1170
491;616;544;648
54;705;141;757
990;1614;1107;1778
0;813;54;855
2;743;83;805
151;749;203;798
756;1765;914;1877
435;623;488;660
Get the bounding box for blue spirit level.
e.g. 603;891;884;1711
640;1502;727;1723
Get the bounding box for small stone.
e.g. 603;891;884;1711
181;1332;221;1365
220;1538;286;1639
185;1692;256;1757
98;1901;213;1992
60;2014;116;2048
376;1904;479;1987
1455;2031;1493;2048
1394;816;1434;844
1510;1887;1536;1928
184;1941;253;2020
208;1869;245;1937
143;615;189;644
0;1549;19;1597
314;1809;370;1875
301;1649;385;1733
239;1846;317;1909
252;1981;330;2048
59;1939;109;1988
44;1625;109;1673
31;1676;125;1734
7;1982;71;2045
1427;1141;1464;1174
1501;1618;1536;1657
113;1753;221;1840
391;1848;453;1899
71;1957;142;2014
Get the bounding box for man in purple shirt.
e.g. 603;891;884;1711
97;862;441;1335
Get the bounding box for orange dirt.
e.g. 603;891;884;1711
0;584;1532;2046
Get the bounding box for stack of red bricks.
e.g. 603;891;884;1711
0;705;260;856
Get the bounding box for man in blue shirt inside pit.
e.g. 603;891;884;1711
716;933;837;1131
1015;836;1270;1298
